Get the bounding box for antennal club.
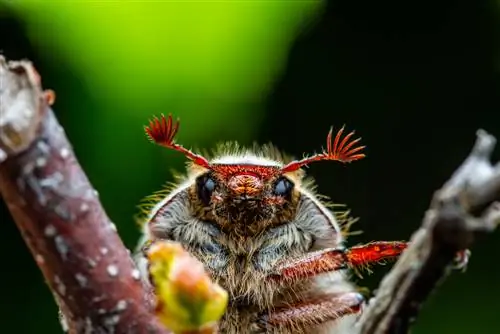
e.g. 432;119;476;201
144;114;210;168
281;126;366;173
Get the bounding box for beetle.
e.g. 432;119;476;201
134;114;408;333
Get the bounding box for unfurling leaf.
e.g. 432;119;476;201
147;241;228;334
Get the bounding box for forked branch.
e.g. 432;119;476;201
0;57;169;333
357;129;500;334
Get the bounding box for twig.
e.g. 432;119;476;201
0;57;170;333
358;130;500;334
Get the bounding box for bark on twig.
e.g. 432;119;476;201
0;57;169;333
358;130;500;334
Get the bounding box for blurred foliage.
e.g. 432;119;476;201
4;1;324;247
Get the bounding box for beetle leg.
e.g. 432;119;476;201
267;241;408;282
255;292;364;332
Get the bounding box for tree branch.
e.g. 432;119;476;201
0;57;170;333
358;129;500;334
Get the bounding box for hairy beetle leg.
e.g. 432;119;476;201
256;292;364;331
268;241;408;282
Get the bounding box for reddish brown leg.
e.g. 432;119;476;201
268;241;408;282
256;292;364;331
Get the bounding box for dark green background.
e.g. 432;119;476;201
1;1;499;333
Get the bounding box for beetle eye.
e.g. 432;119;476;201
196;174;216;206
274;177;294;197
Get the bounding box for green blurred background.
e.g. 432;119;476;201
1;0;499;333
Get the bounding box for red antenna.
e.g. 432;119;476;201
144;114;210;168
281;126;366;173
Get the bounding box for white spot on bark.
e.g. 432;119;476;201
92;295;106;304
35;254;45;265
131;269;141;281
116;300;127;311
55;236;69;260
39;172;64;188
87;258;97;268
54;275;66;296
80;203;89;212
107;264;119;277
104;314;120;327
54;204;72;221
35;157;47;167
59;311;69;332
44;224;57;237
60;147;70;159
100;247;109;255
85;188;100;199
37;141;50;154
22;162;34;175
109;222;117;231
75;273;88;287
